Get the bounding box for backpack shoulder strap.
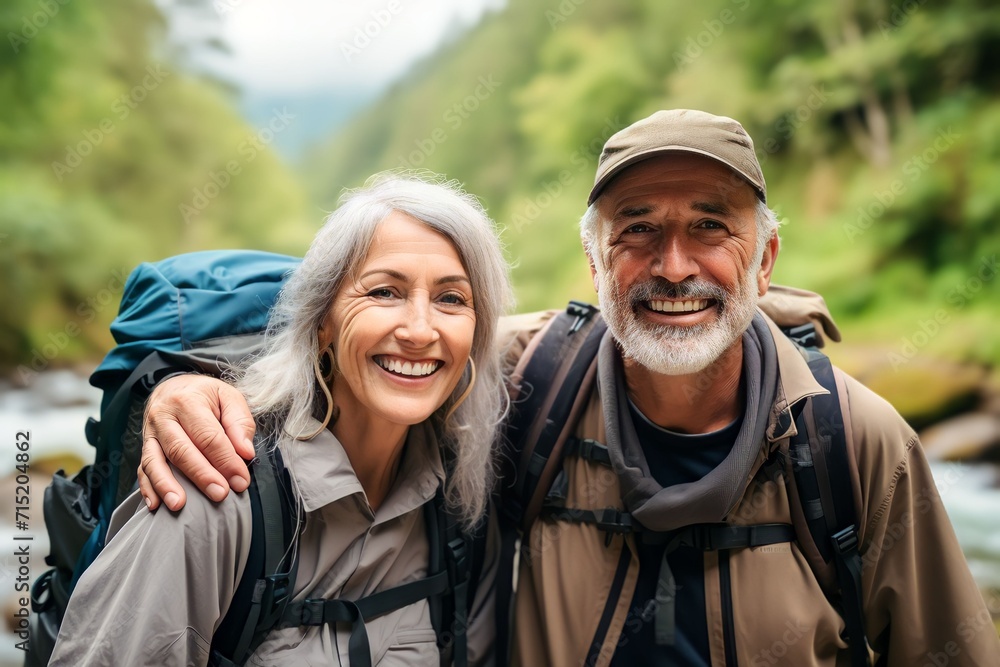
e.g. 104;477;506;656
424;487;482;667
499;300;606;531
495;300;605;666
790;350;871;667
210;433;300;667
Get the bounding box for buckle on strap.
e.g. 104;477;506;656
680;523;795;551
298;599;326;626
256;573;294;627
566;300;597;334
594;508;634;534
575;438;611;466
831;525;859;556
686;525;717;551
784;323;818;349
446;536;469;582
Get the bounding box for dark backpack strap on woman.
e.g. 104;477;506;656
209;432;301;667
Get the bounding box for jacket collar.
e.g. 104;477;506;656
764;314;829;444
277;419;445;520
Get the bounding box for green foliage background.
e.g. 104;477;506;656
3;0;1000;385
0;0;313;370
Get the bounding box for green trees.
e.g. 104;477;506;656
1;0;311;371
306;0;1000;362
3;0;998;370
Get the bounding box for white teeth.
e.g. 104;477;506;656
376;357;439;377
648;299;709;313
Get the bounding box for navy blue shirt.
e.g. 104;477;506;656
609;402;741;666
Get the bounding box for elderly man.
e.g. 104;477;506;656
137;110;998;666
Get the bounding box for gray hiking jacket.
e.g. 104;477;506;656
49;419;497;666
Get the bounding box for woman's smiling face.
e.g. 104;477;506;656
319;212;476;428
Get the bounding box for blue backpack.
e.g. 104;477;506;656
29;251;481;667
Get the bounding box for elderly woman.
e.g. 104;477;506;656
49;173;513;666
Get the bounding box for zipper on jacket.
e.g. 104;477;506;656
585;545;631;665
719;551;739;666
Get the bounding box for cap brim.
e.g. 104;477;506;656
588;146;766;205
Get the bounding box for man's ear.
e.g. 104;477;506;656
587;252;600;293
757;232;780;296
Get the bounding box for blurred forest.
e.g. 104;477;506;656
4;2;1000;640
0;0;316;370
3;0;1000;406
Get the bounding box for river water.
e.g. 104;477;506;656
1;370;997;664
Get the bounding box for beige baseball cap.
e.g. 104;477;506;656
588;109;766;205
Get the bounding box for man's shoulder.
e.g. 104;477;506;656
832;366;921;504
835;367;917;449
498;310;561;340
498;309;561;366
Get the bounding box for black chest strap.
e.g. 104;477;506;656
540;502;794;647
278;571;452;667
647;522;795;646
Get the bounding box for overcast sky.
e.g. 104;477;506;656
173;0;506;96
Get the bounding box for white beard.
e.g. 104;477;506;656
597;263;761;376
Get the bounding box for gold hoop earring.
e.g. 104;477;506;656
320;345;336;383
444;357;477;421
297;348;338;440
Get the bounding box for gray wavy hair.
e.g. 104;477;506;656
235;172;514;528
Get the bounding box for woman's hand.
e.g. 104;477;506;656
139;374;256;510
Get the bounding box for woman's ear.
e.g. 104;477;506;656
317;313;334;350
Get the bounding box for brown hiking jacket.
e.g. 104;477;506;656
502;291;998;667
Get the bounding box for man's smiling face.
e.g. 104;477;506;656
590;152;777;375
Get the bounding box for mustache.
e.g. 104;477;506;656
626;277;727;304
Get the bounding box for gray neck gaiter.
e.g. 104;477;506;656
599;311;778;531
